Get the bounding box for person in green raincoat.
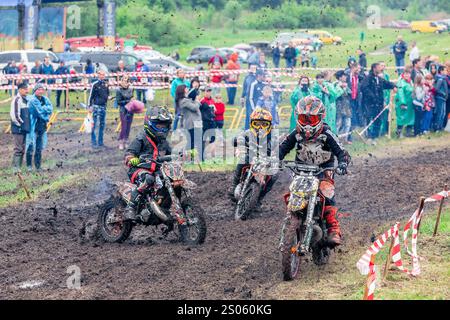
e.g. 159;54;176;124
379;62;392;136
395;66;415;137
290;76;312;131
311;71;343;134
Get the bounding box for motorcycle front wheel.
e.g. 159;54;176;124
235;182;261;221
178;199;207;245
281;222;303;281
98;196;133;243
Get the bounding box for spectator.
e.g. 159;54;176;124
54;60;70;109
392;35;408;75
116;75;134;150
84;59;95;75
357;48;367;71
272;43;281;69
432;65;448;131
10;82;30;172
422;74;436;134
395;66;415;137
6;60;19;96
213;93;226;130
199;89;217;158
347;62;364;131
266;75;283;124
323;70;344;134
247;48;260;67
246;69;266;130
409;41;420;64
311;54;318;69
240;63;257;108
335;71;352;144
429;62;438;79
411;58;424;82
134;59;150;104
210;62;223;96
208;49;224;68
26;83;53;171
170;69;191;130
412;75;429;135
31;60;41;74
188;77;200;101
360;63;396;140
88;70;110;148
301;47;310;68
176;85;202;157
379;62;393;136
284;42;297;70
290;76;312;131
18;65;29;86
40;57;55;98
224;52;240;105
256;85;279;127
199;87;216;136
444;61;450;129
258;52;268;70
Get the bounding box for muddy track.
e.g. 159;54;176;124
0;130;449;299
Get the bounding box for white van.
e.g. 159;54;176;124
0;49;59;72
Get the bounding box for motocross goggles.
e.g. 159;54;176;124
251;120;271;130
149;120;171;133
297;114;321;126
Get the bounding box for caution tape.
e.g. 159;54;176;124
356;189;449;300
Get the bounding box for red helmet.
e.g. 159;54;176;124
295;96;325;139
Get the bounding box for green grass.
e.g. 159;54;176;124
0;172;88;207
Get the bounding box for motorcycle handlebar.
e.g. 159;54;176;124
281;161;337;175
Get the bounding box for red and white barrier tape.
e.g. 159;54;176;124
357;189;449;299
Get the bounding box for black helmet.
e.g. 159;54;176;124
144;106;173;140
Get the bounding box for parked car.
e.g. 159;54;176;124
382;20;411;29
131;49;167;61
218;47;249;64
233;43;255;55
79;51;140;72
186;49;228;64
249;41;272;55
146;57;194;73
411;20;447;33
189;46;215;57
0;49;59;72
301;30;342;45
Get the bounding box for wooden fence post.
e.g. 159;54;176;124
382;237;395;281
416;196;426;234
433;184;448;237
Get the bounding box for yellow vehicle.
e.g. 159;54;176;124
411;21;447;33
302;30;342;45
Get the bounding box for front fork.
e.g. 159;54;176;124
162;176;187;225
279;179;320;255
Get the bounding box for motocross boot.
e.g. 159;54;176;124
12;155;22;173
323;206;342;246
123;188;139;221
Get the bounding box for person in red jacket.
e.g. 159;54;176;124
208;50;224;68
214;93;226;129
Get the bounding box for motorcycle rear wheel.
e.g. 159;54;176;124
98;196;133;243
235;182;261;221
178;199;207;245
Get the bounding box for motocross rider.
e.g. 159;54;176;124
279;96;350;246
123;106;173;221
229;107;278;202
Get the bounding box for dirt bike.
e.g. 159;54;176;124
234;155;279;221
280;161;338;281
98;154;207;245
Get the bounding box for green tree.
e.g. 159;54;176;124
224;0;242;34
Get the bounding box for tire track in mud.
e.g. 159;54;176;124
0;137;448;299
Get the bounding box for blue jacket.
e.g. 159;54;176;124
434;74;449;101
248;79;265;111
54;66;70;83
26;94;53;149
241;73;256;99
392;41;408;59
170;77;191;98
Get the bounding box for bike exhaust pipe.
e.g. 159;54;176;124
149;200;169;222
